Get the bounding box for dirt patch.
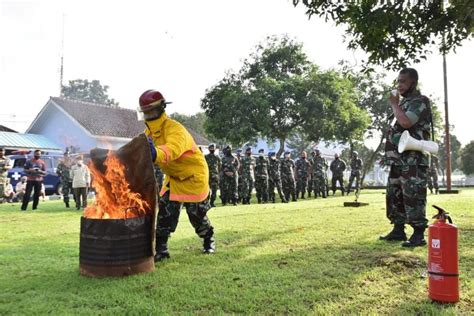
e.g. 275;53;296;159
375;253;426;272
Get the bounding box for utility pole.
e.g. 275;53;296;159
442;54;452;191
59;14;65;97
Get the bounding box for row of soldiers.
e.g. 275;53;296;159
204;144;365;206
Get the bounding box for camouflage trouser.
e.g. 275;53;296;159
0;183;4;201
346;171;361;193
331;174;345;193
255;176;268;203
156;190;214;239
282;175;296;201
386;164;428;228
312;174;327;197
307;177;313;196
61;181;73;203
427;170;439;192
221;175;238;204
296;177;309;197
156;174;164;197
240;175;253;203
268;176;285;202
208;176;219;205
237;175;244;202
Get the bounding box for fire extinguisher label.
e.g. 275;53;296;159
431;239;440;249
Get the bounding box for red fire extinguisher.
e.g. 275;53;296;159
428;205;459;303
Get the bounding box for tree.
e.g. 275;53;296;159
286;132;315;158
438;133;462;182
169;112;208;138
62;79;119;107
201;35;370;156
460;141;474;175
293;0;474;71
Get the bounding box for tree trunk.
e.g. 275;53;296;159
361;135;385;187
277;138;286;158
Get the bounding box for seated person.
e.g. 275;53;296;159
3;178;15;203
15;176;27;202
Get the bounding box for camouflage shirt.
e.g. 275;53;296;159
255;156;269;179
384;92;431;166
268;158;281;179
241;155;255;179
295;158;311;179
221;154;239;176
330;158;346;176
56;160;73;182
311;156;328;176
280;158;295;179
349;158;363;174
0;156;11;183
205;154;221;180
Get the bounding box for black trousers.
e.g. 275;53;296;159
21;180;42;210
74;187;88;209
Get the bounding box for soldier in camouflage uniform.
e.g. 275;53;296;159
268;152;288;203
56;151;73;208
346;151;363;195
254;148;269;203
280;151;297;202
307;151;315;197
311;149;328;198
240;147;255;204
379;68;431;247
330;153;346;196
205;143;221;207
236;149;244;203
220;145;239;206
295;151;311;199
0;148;12;203
427;154;439;194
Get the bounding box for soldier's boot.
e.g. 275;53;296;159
308;191;312;198
379;224;407;241
203;234;216;254
402;226;427;247
429;188;433;194
154;236;170;262
301;192;305;199
232;198;238;206
65;201;70;208
435;188;439;194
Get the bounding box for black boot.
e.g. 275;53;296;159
203;236;216;254
379;224;407;241
402;226;427;247
65;201;70;208
154;236;170;262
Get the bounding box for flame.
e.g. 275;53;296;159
84;152;150;219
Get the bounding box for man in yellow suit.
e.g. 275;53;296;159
139;90;215;262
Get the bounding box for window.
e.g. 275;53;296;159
13;158;26;168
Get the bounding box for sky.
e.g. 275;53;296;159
1;0;473;146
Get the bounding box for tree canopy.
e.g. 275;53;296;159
201;35;370;156
61;79;119;107
293;0;474;71
460;141;474;175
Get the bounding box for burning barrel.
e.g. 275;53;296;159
79;134;157;277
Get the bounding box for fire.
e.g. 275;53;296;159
84;152;150;219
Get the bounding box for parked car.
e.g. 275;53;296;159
7;152;64;195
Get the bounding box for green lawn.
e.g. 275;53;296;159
1;189;473;315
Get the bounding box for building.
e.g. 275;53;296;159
0;131;62;154
26;97;210;153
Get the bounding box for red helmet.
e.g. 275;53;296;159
138;90;172;112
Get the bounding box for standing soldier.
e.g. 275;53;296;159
330;153;346;196
295;151;311;199
311;149;328;198
240;147;255;204
379;68;431;247
236;149;244;203
254;148;269;204
427;154;440;194
280;151;297;202
346;151;363;195
56;151;73;208
268;152;288;203
205;143;221;207
307;151;315;197
220;145;239;206
0;148;12;203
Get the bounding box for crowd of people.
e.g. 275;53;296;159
203;146;364;207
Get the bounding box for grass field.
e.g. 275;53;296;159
1;189;473;315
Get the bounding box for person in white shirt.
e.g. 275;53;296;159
3;178;15;203
70;156;91;210
15;176;27;202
